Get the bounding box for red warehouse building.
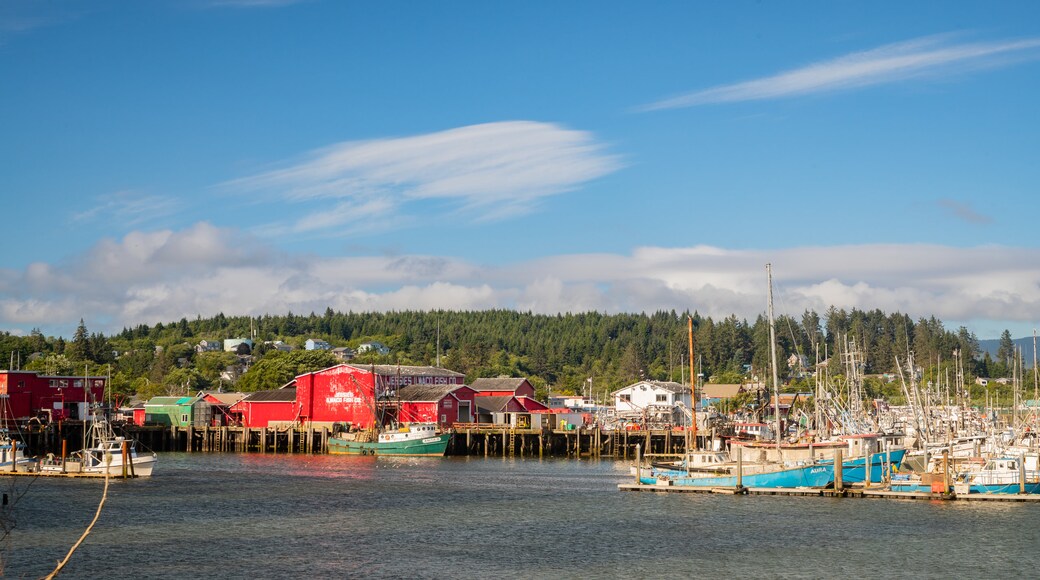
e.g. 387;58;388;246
295;364;466;429
469;377;536;398
396;384;476;426
0;370;107;424
231;387;300;428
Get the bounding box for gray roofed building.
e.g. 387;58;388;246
243;387;297;402
397;384;460;402
470;377;526;391
475;395;514;414
368;365;464;378
469;377;536;398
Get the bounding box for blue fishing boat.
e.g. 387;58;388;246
640;461;834;488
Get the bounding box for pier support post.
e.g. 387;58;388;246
865;450;872;488
942;450;950;495
635;444;641;484
737;446;743;489
1021;453;1027;494
835;449;843;490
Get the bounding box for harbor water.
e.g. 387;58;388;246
4;453;1040;578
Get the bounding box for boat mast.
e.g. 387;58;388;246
688;315;697;450
767;264;781;453
1033;330;1038;438
83;364;89;453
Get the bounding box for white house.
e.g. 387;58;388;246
305;338;332;351
612;380;692;425
357;341;390;355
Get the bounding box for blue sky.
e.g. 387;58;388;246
2;0;1039;341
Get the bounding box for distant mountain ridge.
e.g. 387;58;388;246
978;335;1038;368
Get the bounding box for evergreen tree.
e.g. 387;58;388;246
997;329;1016;374
66;319;90;361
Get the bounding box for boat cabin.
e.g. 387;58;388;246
733;422;773;441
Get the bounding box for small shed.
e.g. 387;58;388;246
144;394;212;427
199;391;247;426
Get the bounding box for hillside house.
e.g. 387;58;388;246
305;339;332;351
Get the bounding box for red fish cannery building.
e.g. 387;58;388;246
0;370;107;424
294;364;467;429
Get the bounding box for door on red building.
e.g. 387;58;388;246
457;402;471;423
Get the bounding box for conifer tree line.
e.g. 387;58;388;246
0;309;1030;403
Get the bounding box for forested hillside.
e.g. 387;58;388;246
0;308;1027;404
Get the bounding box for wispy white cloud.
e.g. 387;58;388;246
0;2;84;43
223;121;623;232
73;190;181;227
206;0;308;7
3;224;1040;341
937;199;993;225
641;34;1040;110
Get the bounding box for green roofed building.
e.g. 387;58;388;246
144;394;212;427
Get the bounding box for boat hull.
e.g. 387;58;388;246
39;454;157;477
328;433;451;456
827;449;907;484
640;462;834;488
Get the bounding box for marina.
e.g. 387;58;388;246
5;453;1040;578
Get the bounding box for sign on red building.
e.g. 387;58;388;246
295;364;466;429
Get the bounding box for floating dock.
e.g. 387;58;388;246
618;483;1040;502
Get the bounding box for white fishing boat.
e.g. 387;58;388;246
41;415;157;477
0;430;35;470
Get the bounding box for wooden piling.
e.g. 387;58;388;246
834;449;843;490
737;446;743;489
634;444;641;484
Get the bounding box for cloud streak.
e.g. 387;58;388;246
73;190;181;227
937;199;993;225
641;34;1040;110
223;121;623;232
3;224;1039;340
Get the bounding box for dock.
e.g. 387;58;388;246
0;464;143;479
618;483;1040;502
17;422;701;458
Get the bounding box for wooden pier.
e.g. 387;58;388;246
15;421;700;458
618;482;1040;502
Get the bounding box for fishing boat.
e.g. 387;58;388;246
0;431;34;470
328;423;451;456
640;460;834;488
952;456;1040;495
819;447;908;484
40;415;157;477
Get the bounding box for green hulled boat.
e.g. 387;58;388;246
328;423;451;456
